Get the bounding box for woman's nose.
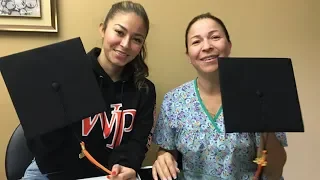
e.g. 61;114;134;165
202;39;213;52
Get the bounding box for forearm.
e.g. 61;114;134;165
263;133;287;179
109;118;155;171
108;141;146;171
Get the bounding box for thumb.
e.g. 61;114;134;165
174;160;180;173
111;164;121;176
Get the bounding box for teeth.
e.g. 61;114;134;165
203;56;216;61
116;51;127;56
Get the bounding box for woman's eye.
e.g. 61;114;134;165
211;36;221;40
115;30;124;36
192;41;200;45
134;38;143;44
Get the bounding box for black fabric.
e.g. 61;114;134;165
1;38;156;179
218;57;304;133
137;167;153;180
0;37;106;139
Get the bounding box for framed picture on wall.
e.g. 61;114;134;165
0;0;58;32
0;0;42;18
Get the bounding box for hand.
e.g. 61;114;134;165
152;151;180;180
107;164;136;180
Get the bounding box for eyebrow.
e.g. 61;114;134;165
115;24;145;39
190;30;219;40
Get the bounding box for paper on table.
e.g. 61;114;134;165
76;166;152;180
77;176;109;180
77;175;141;180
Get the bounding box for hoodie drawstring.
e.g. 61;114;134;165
113;81;125;148
99;80;125;149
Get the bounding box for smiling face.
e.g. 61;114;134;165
99;12;147;68
186;18;232;74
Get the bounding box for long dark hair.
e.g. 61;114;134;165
102;1;150;90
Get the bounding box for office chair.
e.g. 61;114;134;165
4;124;178;180
5;124;34;180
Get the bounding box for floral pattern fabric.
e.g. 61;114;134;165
152;79;288;180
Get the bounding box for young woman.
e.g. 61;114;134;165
152;13;287;180
23;1;156;180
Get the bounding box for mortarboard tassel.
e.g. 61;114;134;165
253;133;269;180
253;150;267;180
79;141;112;175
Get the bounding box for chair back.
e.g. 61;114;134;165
5;124;34;180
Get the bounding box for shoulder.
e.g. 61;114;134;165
140;78;155;95
136;78;156;101
86;47;101;58
163;80;194;101
144;78;155;90
159;80;195;112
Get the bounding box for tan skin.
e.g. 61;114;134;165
97;12;147;180
152;18;287;180
98;12;146;82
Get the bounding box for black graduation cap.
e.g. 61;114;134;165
0;37;106;139
218;57;304;133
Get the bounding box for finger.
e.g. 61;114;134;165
176;167;180;174
111;164;121;176
174;161;180;173
165;157;178;179
155;160;168;180
152;165;159;180
107;175;114;180
117;168;135;180
159;158;171;179
117;173;127;180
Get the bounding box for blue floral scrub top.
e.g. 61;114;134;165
152;79;288;180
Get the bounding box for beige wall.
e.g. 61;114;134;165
1;0;319;179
